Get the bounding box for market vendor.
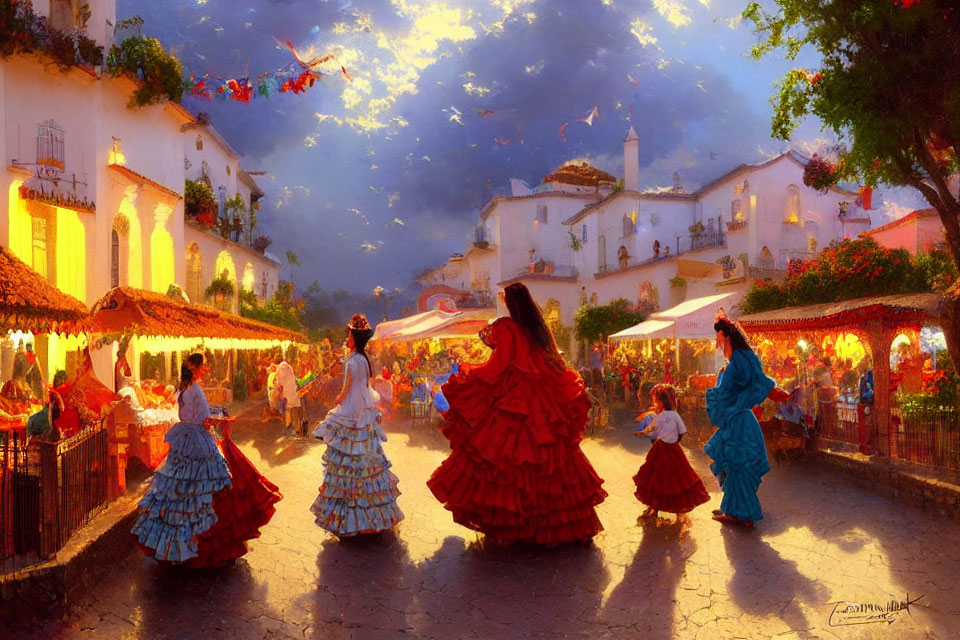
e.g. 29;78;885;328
275;355;302;430
1;354;34;403
857;357;876;455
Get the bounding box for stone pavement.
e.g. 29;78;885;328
20;405;960;640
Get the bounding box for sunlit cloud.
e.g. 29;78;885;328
653;0;693;28
462;81;492;97
630;19;658;47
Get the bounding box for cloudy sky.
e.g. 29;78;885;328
119;0;923;293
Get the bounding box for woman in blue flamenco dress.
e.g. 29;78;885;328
705;310;788;529
133;353;281;565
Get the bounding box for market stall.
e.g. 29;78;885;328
0;247;116;564
89;286;307;491
738;293;948;464
607;292;738;406
371;308;494;419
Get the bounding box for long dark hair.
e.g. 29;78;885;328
348;314;374;379
504;283;563;368
714;318;751;352
178;352;204;398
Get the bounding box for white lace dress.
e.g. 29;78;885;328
310;352;404;536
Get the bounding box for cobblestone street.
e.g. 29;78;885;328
27;405;960;639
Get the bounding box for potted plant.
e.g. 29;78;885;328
205;271;235;309
252;235;273;254
185;179;217;228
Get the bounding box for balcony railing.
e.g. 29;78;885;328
747;266;786;280
689;230;727;251
513;262;579;279
469;227;492;249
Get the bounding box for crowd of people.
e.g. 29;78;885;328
129;282;797;571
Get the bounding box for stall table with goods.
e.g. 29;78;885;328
739;293;948;465
371;308;493;420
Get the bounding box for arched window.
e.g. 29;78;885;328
785;185;801;223
110;229;120;288
195;135;203;151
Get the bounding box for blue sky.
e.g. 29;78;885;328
120;0;925;293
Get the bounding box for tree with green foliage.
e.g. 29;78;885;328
743;0;960;368
239;280;306;333
574;299;648;344
285;250;301;282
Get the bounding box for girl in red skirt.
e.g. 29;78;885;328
633;384;709;524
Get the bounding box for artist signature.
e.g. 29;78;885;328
828;595;924;627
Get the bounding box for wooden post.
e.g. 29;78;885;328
865;320;894;457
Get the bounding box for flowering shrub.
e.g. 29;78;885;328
741;238;957;314
802;154;839;192
105;35;185;107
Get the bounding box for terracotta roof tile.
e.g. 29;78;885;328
91;286;306;343
0;247;88;333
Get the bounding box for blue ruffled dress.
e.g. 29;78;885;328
131;383;232;562
704;349;774;522
311;352;404;536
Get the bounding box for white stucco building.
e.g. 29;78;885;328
0;0;282;383
420;126;875;358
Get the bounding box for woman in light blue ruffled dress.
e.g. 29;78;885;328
705;312;787;529
311;314;404;537
132;354;232;561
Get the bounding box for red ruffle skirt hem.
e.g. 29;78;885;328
633;440;709;514
428;362;607;545
186;437;283;568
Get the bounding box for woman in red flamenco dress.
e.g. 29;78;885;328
427;283;608;544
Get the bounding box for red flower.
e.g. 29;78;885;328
897;0;921;7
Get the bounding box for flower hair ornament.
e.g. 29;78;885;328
714;307;749;344
348;313;372;332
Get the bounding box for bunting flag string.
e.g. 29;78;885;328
184;39;343;103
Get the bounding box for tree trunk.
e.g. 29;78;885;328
941;282;960;375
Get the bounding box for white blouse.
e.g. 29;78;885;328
177;382;211;425
647;410;687;444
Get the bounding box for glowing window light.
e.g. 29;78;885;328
117;201;142;288
242;263;255;292
891;333;912;350
55;207;86;301
150;224;175;294
8;180;32;262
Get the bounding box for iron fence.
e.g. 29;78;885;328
892;408;960;474
51;424;109;552
817;401;863;447
0;421;110;572
0;430;42;569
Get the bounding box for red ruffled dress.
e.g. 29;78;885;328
186;420;282;568
633;410;709;514
427;318;607;544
